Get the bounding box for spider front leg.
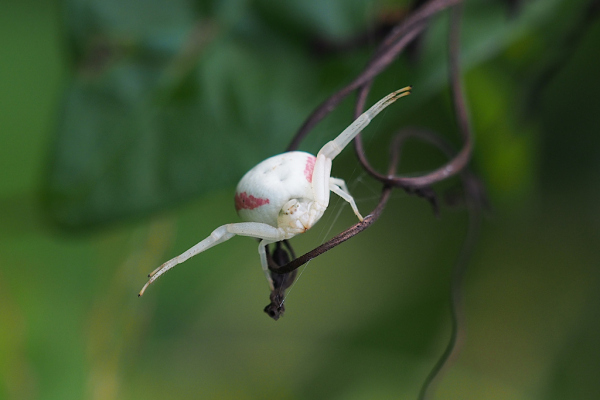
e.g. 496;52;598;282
139;222;286;296
330;177;363;221
308;154;363;222
318;86;411;161
310;86;411;222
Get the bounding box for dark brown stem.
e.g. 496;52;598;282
273;0;474;291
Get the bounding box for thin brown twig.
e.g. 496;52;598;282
278;0;473;274
273;1;467;281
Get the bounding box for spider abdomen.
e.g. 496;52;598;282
235;151;316;227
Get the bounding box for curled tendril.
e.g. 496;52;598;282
271;0;473;277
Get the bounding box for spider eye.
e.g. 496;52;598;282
280;199;300;215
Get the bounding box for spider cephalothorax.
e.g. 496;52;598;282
139;86;411;296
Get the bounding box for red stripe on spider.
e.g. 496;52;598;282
235;192;270;211
304;155;316;183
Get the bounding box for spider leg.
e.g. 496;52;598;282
311;153;333;210
329;177;363;221
318;86;411;161
139;222;285;295
258;239;278;290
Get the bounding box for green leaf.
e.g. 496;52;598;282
46;0;324;228
44;0;570;228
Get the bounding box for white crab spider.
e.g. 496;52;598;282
139;86;411;296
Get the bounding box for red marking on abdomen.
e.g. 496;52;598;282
304;155;316;183
235;192;270;211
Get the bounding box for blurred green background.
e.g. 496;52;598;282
1;0;599;399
